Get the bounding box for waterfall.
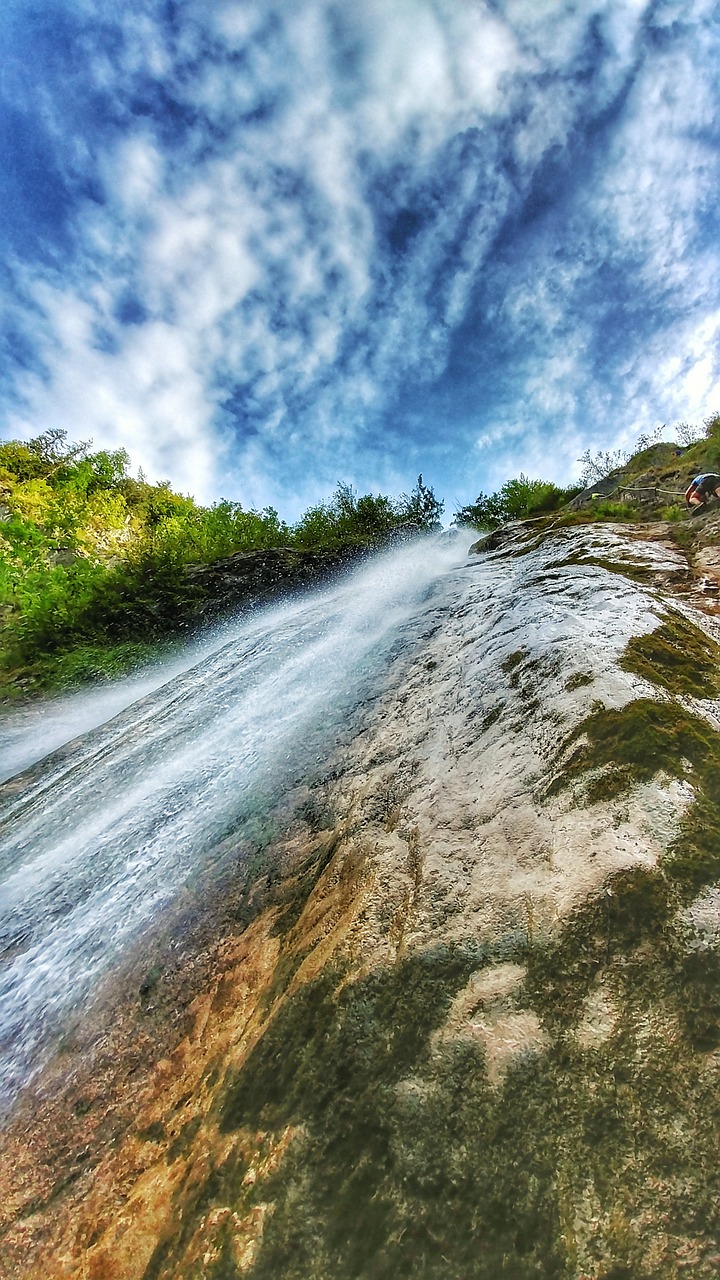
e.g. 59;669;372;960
0;535;465;1109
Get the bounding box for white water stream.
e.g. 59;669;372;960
0;537;466;1109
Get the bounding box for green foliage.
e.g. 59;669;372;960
293;478;442;549
552;500;642;528
292;482;400;548
31;640;174;693
587;499;639;520
397;473;444;529
4;559;107;658
455;475;579;529
142;498;289;562
0;429;86;479
0;441;48;483
0;434;445;696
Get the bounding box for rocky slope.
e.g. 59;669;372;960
2;520;720;1280
183;545;368;621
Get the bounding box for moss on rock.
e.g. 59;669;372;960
208;942;578;1280
138;921;720;1278
548;697;718;804
620;609;720;699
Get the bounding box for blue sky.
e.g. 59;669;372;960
1;0;720;515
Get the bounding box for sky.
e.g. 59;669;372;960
1;0;720;517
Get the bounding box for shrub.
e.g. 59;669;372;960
455;475;579;529
396;474;444;529
588;499;638;520
292;479;441;548
659;504;686;522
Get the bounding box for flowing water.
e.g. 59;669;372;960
0;536;466;1110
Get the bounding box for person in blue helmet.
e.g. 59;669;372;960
684;473;720;514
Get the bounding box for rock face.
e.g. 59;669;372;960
2;522;720;1279
185;545;366;619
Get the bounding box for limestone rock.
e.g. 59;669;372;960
3;520;720;1280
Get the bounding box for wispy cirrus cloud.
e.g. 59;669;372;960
1;0;719;512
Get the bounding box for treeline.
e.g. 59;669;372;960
5;414;717;698
455;474;582;529
0;430;443;695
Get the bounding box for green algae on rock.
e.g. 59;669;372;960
548;697;719;804
619;608;720;699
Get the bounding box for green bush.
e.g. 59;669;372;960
293;484;398;548
455;475;580;529
589;499;638;520
397;474;444;529
659;504;686;522
22;640;172;693
293;478;443;549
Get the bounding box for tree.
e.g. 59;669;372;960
455;475;578;529
27;428;91;467
576;448;629;487
398;475;444;529
674;421;705;446
292;482;409;547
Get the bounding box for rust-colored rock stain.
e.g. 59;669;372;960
0;825;372;1280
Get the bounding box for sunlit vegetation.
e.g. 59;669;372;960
454;474;582;529
293;475;443;548
0;431;443;697
3;409;719;696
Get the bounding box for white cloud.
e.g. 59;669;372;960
2;0;719;516
104;134;165;215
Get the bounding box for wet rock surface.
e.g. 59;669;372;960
185;545;366;619
2;523;720;1279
